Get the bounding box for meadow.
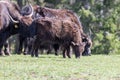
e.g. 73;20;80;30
0;54;120;80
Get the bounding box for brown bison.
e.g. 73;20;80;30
29;17;84;58
34;6;92;57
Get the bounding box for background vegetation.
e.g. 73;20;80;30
10;0;120;55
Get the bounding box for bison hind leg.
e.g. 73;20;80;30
31;50;34;57
34;48;39;57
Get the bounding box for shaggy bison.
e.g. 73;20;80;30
29;17;84;58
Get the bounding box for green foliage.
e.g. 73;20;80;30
77;0;120;54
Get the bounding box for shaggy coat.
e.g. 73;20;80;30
30;17;84;58
35;6;87;37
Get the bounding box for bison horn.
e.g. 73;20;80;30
25;4;34;17
8;13;19;23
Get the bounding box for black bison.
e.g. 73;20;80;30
0;1;33;56
15;4;40;55
82;37;92;56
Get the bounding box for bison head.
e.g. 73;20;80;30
82;37;92;56
5;1;34;37
0;1;33;26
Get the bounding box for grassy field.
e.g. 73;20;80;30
0;54;120;80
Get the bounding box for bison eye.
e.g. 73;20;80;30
14;24;18;28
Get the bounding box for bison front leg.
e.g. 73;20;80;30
0;47;5;56
63;45;71;58
72;46;80;58
0;35;7;56
53;44;59;56
31;49;34;57
0;42;5;56
4;40;11;56
66;46;71;58
34;48;39;57
62;49;66;58
47;46;52;55
31;47;39;57
23;39;28;55
17;35;25;55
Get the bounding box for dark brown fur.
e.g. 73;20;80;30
31;17;84;58
35;7;87;37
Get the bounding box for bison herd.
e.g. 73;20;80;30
0;0;92;58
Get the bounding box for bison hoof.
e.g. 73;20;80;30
68;56;71;58
23;52;27;55
4;51;11;56
55;53;58;56
0;51;5;56
35;55;39;57
63;56;66;58
31;54;34;57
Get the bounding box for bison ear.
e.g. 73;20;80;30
43;20;52;27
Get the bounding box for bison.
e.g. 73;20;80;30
0;1;33;56
29;17;84;58
34;6;92;57
15;5;92;57
82;37;92;56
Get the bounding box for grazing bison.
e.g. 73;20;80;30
34;6;92;57
29;17;84;58
0;1;33;56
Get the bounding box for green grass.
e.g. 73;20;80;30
0;54;120;80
